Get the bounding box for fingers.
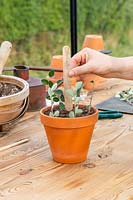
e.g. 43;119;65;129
70;48;90;70
69;63;92;77
69;48;94;77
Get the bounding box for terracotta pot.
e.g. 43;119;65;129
82;34;104;50
82;34;106;90
50;55;63;81
40;106;98;164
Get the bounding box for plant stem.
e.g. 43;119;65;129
51;100;54;115
74;97;76;117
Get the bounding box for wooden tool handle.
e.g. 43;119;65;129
0;41;12;74
63;46;73;111
0;138;29;152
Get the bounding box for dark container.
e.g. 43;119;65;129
13;65;46;111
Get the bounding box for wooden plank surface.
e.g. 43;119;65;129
0;79;133;200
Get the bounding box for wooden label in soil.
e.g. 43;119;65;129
63;46;73;111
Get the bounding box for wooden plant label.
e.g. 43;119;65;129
63;46;73;111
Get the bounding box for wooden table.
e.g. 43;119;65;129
0;79;133;200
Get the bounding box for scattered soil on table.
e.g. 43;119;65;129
98;146;112;159
0;82;21;97
44;105;94;118
19;168;33;176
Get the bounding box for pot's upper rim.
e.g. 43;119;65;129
40;105;98;120
40;105;98;128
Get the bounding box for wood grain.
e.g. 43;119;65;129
0;79;132;200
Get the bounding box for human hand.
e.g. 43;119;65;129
69;48;114;79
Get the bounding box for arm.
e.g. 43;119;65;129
111;56;133;80
69;48;133;80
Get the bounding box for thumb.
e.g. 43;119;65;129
69;62;92;77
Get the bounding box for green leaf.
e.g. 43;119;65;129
76;81;83;90
46;95;51;100
49;112;54;117
49;81;53;88
48;88;52;96
41;79;49;85
75;97;81;104
51;83;57;91
76;109;83;114
66;88;74;97
69;111;75;118
49;70;55;77
75;107;83;114
53;97;59;102
60;94;65;102
77;88;81;97
53;110;60;117
54;89;63;95
75;106;79;113
59;102;65;110
57;79;63;86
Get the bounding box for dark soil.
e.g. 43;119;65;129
0;82;21;97
44;105;94;118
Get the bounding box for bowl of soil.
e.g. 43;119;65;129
0;75;29;128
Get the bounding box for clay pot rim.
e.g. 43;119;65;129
40;105;98;120
51;55;63;59
13;65;29;71
0;75;29;106
85;34;103;38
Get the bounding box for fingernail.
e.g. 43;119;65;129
69;70;75;77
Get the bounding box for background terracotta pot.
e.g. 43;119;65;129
82;34;106;90
50;55;63;81
82;34;104;50
40;106;98;164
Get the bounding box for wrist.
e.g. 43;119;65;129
109;56;133;80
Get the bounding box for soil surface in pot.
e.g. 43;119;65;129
44;105;94;118
0;82;21;97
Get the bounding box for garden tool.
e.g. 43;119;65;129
98;110;123;120
0;138;29;152
96;96;133;114
0;41;12;74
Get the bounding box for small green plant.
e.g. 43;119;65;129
66;81;84;118
115;88;133;105
42;71;64;117
42;71;94;118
